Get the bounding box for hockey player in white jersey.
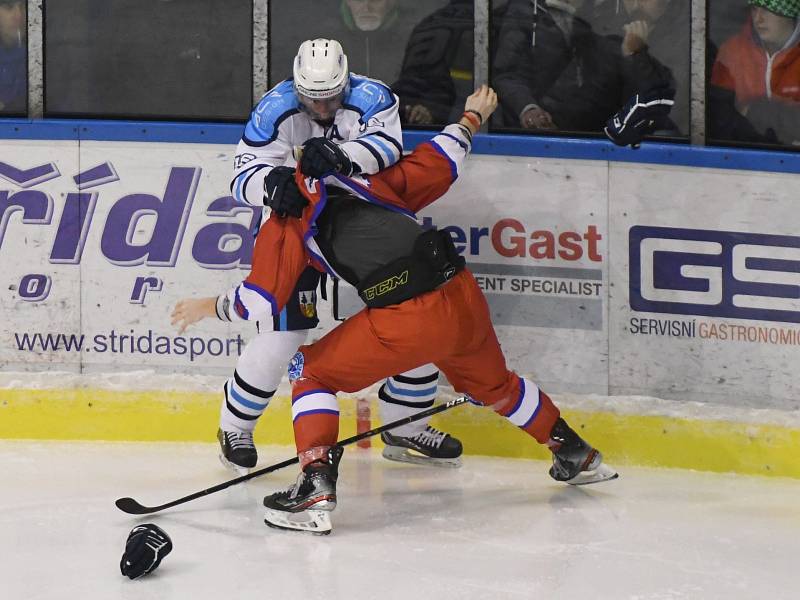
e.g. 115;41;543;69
217;39;462;473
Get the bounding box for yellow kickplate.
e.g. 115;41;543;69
1;389;797;478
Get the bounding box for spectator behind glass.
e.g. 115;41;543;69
340;0;422;82
591;0;690;135
0;0;25;114
347;0;397;30
710;0;800;146
269;0;431;86
392;0;474;126
492;0;674;133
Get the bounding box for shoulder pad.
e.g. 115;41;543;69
245;80;301;144
344;75;396;119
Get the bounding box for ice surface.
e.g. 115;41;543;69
1;440;798;600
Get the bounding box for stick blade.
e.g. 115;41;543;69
115;497;153;515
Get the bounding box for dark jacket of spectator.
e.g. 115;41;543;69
0;0;25;113
0;42;25;113
392;0;475;125
493;0;673;132
590;0;690;134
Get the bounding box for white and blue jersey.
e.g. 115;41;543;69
230;74;403;208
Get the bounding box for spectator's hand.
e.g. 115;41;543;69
604;89;674;149
405;104;434;125
521;106;556;130
299;137;354;178
264;166;308;217
171;297;217;333
622;20;650;56
464;85;498;125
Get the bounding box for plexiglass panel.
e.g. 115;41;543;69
490;0;690;139
45;0;252;121
269;0;474;127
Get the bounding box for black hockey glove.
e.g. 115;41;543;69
604;88;675;149
120;523;173;580
299;137;354;179
264;166;308;218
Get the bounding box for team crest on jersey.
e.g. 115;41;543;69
326;124;345;141
298;290;317;318
288;351;305;382
233;153;256;169
359;117;385;132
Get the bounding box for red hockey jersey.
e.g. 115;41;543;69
219;124;472;323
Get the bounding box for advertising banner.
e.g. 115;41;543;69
0;143;609;394
1;140;255;375
609;163;800;411
424;155;608;394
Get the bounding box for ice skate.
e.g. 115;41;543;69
263;446;343;535
381;426;463;468
548;418;618;485
217;428;257;475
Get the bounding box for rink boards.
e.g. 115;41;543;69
1;133;799;477
1;388;799;478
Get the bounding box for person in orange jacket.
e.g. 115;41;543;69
710;0;800;145
173;86;618;534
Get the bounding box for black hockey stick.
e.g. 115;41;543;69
115;395;469;515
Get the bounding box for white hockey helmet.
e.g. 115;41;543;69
293;39;349;100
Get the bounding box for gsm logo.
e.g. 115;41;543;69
629;226;800;323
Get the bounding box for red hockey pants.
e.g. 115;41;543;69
290;270;560;461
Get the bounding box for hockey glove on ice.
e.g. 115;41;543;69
120;523;173;580
604;89;675;149
300;137;354;178
264;166;308;218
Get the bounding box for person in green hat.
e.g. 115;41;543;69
710;0;800;145
748;0;800;51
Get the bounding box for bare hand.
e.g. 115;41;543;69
622;20;650;56
520;106;556;130
464;85;498;125
406;104;434;125
171;297;217;334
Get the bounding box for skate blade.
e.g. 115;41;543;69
218;451;250;477
382;445;462;468
566;463;619;486
264;508;332;535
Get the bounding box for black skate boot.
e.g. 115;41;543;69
263;446;344;535
217;428;257;474
547;418;618;485
381;426;463;468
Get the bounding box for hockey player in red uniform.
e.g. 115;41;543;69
173;86;618;534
